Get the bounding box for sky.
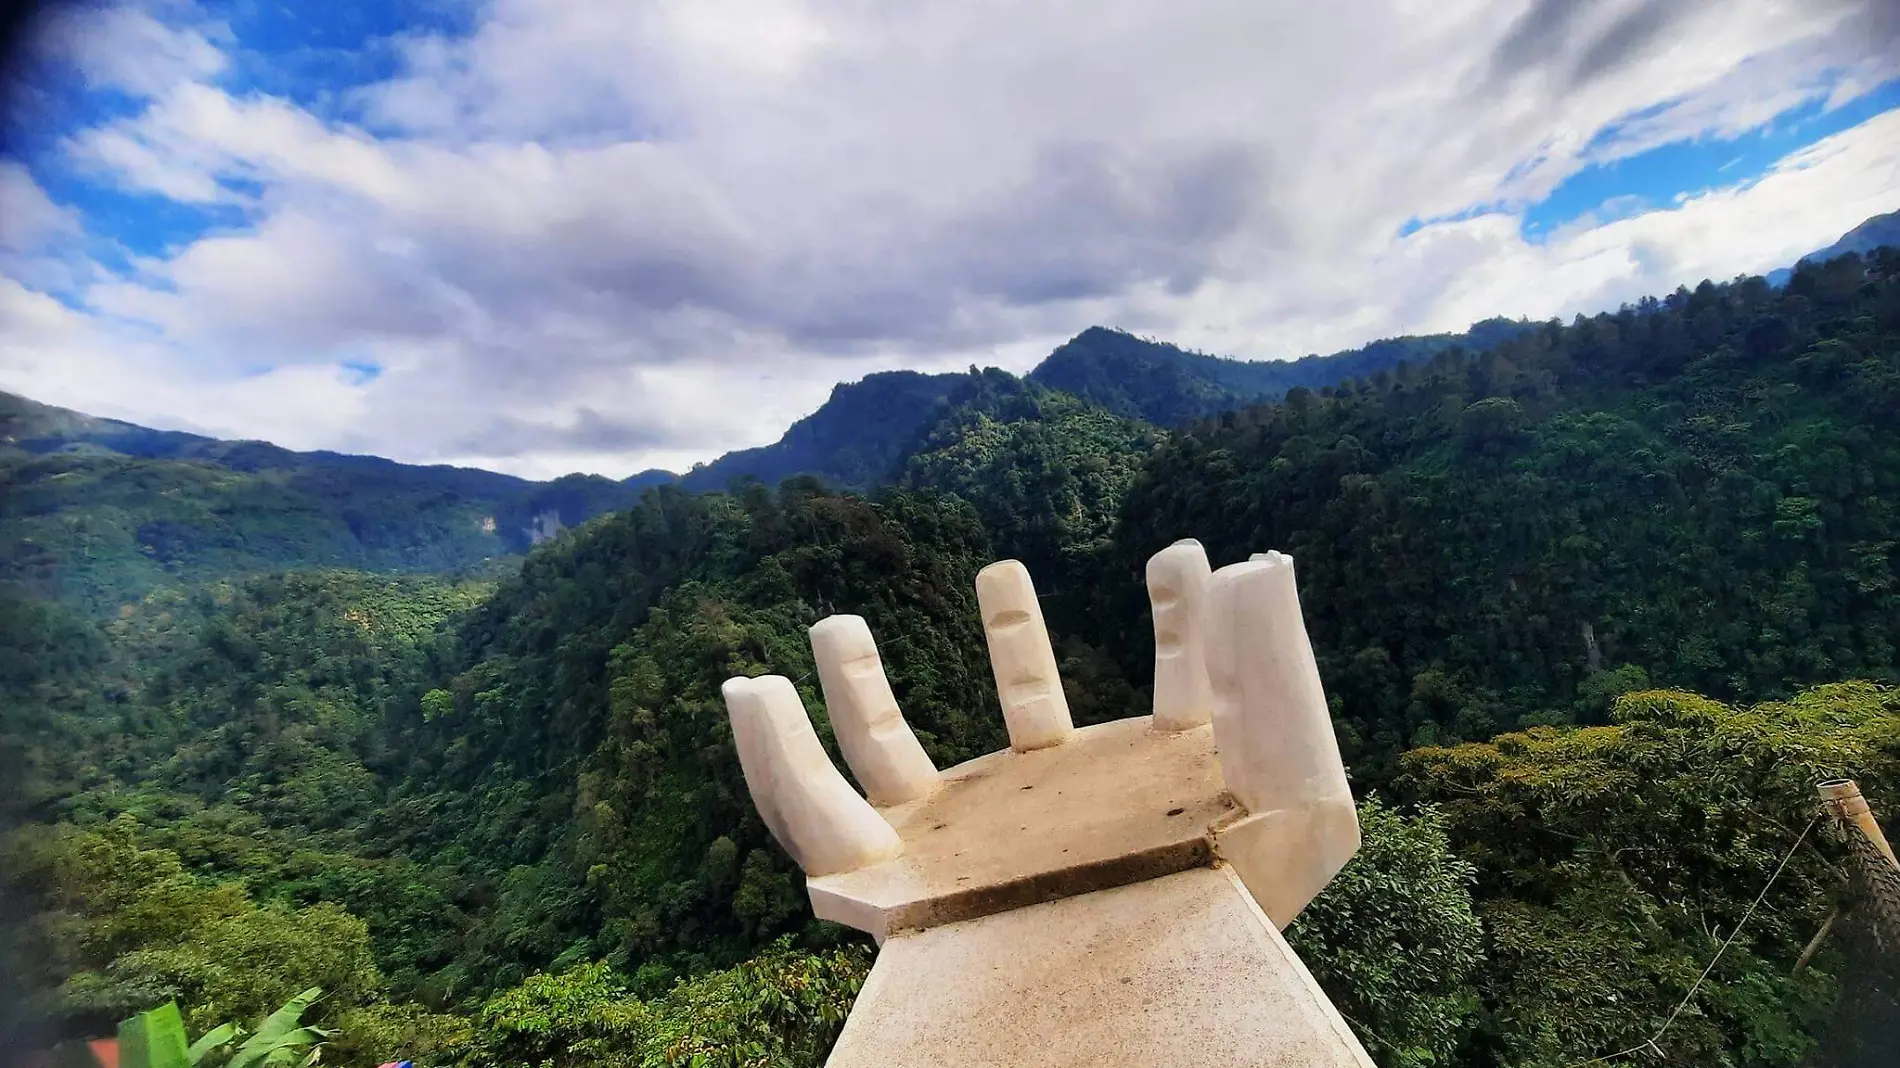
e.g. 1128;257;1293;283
1;0;1896;480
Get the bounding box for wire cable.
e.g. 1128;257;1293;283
1560;811;1821;1067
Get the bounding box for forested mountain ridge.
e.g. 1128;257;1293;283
671;315;1533;491
1;392;646;613
3;390;214;458
1100;249;1900;775
346;249;1900;979
0;313;1523;615
1026;318;1529;427
5;243;1900;1068
675;370;964;491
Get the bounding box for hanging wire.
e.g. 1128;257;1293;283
1559;811;1822;1068
789;631;911;688
1336;1009;1411;1063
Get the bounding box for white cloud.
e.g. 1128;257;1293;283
2;0;1898;477
0;161;77;250
36;1;227;98
1373;109;1900;338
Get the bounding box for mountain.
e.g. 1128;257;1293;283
1766;208;1900;286
897;368;1163;623
622;468;678;490
687;206;1900;490
1027;318;1530;426
0;391;646;612
369;254;1900;1045
557;211;1900;495
676;370;963;491
1103;258;1900;774
0;312;1559;614
12;206;1890;620
675;317;1532;493
1;390;213;458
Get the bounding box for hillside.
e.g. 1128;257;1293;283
0;310;1525;616
898;368;1164;621
1767;208;1900;286
0;392;646;613
671;220;1895;493
1027;318;1529;426
380;252;1899;1061
675;370;963;491
356;250;1900;960
1100;254;1900;774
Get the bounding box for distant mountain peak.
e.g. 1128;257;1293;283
676;369;964;491
1766;208;1900;286
1025;318;1530;426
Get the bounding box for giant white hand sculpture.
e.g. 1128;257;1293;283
722;547;1358;929
723;550;1369;1067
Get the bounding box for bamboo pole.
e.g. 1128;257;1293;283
1819;777;1900;948
1819;779;1899;872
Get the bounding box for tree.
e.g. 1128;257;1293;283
1286;798;1485;1067
1400;683;1900;1067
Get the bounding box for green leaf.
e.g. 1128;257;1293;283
186;1023;240;1065
119;1003;192;1068
228;989;325;1068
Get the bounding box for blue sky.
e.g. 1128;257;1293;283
2;0;1897;478
1521;75;1900;239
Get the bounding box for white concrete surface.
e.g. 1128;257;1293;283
808;716;1235;942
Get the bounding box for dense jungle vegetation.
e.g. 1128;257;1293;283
4;250;1900;1068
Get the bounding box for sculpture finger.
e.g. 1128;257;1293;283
1204;552;1359;927
975;560;1074;751
725;675;792;852
1146;538;1214;731
1203;552;1345;811
723;674;904;876
811;614;941;806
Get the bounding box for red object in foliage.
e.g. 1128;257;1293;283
87;1039;119;1068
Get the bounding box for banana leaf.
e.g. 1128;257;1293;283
186;1023;240;1064
118;1003;191;1068
227;989;325;1068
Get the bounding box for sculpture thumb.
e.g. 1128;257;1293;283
723;674;904;877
